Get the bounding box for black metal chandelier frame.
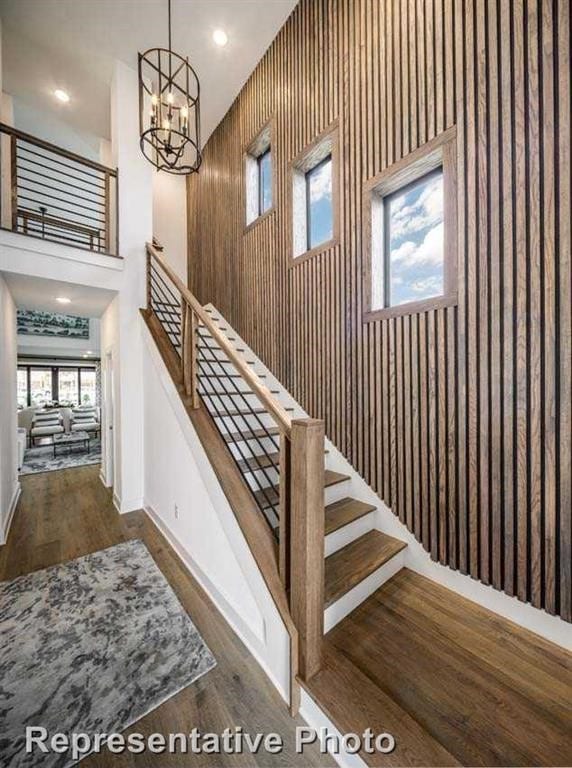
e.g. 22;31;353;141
138;0;202;175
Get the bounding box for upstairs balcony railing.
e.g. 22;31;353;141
0;123;119;257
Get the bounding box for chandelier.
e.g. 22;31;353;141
138;0;201;174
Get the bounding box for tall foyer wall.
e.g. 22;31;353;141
188;0;571;623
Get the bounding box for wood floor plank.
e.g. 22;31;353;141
0;466;333;768
301;645;459;767
327;569;572;767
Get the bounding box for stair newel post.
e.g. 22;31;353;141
289;418;325;681
278;430;291;588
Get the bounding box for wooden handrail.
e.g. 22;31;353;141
0;122;117;176
146;242;293;435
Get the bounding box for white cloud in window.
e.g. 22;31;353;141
390;175;443;241
309;161;332;203
409;275;443;294
391;221;444;267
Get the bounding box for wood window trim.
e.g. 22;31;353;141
362;126;458;323
289;120;340;266
257;148;272;217
243;118;277;233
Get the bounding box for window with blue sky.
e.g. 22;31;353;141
258;149;272;215
307;156;333;250
386;169;444;306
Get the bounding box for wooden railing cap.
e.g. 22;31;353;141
146;241;294;435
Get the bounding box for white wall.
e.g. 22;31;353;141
11;98;102;162
106;59;152;513
152;173;188;282
0;273;20;544
142;324;291;699
100;295;120;494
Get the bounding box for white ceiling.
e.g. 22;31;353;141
0;0;297;144
3;273;116;317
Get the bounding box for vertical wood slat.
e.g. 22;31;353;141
290;418;325;681
187;0;572;625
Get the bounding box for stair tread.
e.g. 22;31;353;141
224;426;280;443
253;469;350;510
325;530;407;607
325;497;377;535
300;645;458;767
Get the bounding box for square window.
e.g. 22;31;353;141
245;123;273;228
385;169;444;307
17;368;28;408
258;149;272;216
306;156;333;251
30;368;53;406
291;122;338;261
364;128;457;320
80;369;97;406
58;369;79;405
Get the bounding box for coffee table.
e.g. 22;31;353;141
53;431;90;458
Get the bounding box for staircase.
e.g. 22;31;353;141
195;305;408;633
144;241;408;699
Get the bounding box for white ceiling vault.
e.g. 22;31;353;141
0;0;297;144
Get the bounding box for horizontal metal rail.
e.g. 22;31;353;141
0;122;119;257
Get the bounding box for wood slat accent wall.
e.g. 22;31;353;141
188;0;571;622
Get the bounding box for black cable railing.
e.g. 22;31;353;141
145;243;296;537
0;122;118;256
196;328;282;529
149;261;181;352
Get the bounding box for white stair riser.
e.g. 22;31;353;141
325;511;375;557
324;479;352;506
324;552;405;633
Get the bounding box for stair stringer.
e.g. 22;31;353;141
142;320;293;700
204;303;571;650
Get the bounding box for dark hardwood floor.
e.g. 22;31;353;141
317;569;572;767
0;466;333;767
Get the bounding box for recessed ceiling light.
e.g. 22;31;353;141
212;29;228;47
56;297;71;304
54;89;70;103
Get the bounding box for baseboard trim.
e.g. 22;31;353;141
299;690;367;768
1;483;21;546
143;503;288;701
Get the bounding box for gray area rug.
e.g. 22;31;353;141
20;439;101;476
0;540;216;767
